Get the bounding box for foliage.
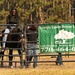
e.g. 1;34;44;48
0;0;73;25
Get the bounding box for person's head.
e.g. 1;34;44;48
10;8;18;16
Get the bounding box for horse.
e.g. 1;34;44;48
0;27;26;68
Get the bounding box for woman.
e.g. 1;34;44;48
2;8;20;51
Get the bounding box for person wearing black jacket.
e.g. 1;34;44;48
2;8;20;51
26;25;38;68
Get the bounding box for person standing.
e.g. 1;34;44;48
26;24;38;68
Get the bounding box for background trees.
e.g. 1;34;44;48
0;0;74;25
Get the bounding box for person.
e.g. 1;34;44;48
2;8;20;51
26;24;38;68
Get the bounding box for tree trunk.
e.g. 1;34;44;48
68;1;71;22
61;0;63;8
53;0;55;8
7;0;10;9
30;1;33;23
39;6;43;24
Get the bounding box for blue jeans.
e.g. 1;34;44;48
26;43;38;68
2;28;10;48
2;26;16;48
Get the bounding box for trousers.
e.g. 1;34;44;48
26;43;38;68
2;28;10;48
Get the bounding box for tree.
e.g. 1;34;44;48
0;0;73;25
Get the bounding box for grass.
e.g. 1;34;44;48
0;64;75;75
0;51;75;75
0;60;75;75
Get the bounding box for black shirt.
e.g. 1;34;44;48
6;15;20;24
6;15;20;28
26;26;38;43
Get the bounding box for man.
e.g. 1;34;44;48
26;24;38;68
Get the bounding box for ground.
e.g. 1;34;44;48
0;51;75;75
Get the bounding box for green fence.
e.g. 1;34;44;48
38;23;75;53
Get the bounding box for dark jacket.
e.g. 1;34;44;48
26;25;38;43
6;15;20;28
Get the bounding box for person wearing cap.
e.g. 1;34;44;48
26;24;38;68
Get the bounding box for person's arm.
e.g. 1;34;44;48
17;16;21;24
16;16;21;27
6;15;11;29
6;15;10;24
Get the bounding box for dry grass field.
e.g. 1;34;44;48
0;62;75;75
0;52;75;75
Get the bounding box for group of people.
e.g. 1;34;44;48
0;7;38;68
